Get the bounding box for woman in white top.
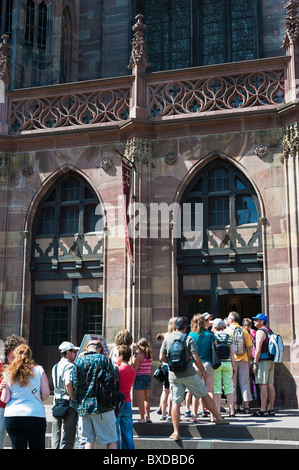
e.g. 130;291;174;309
0;343;50;449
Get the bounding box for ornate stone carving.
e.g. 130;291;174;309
282;0;299;49
255;144;269;158
100;156;113;171
283;122;299;158
0;34;11;85
124;137;152;167
0;154;9;176
128;14;150;70
164;151;178;165
149;70;285;118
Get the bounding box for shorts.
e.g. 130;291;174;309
193;361;214;378
170;373;207;404
213;362;233;395
78;410;117;445
134;374;151;390
255;361;275;385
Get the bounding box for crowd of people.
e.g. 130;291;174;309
0;310;276;448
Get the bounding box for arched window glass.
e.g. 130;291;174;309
36;174;102;237
134;0;259;72
25;0;48;50
38;1;47;49
25;0;35;46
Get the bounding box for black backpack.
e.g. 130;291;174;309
96;355;125;417
215;334;231;360
167;333;190;372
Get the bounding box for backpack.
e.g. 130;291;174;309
233;327;246;356
260;328;284;363
167;333;190;372
96;355;125;417
215;334;231;360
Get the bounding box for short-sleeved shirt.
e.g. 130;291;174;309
160;331;198;382
52;357;75;409
117;363;136;403
4;365;45;418
73;352;113;417
225;323;252;362
189;330;216;363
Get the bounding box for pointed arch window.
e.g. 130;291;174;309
35;174;102;237
25;0;48;50
0;0;13;36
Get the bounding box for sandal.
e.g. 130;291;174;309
146;418;152;423
253;410;266;417
267;410;275;416
138;419;147;423
244;408;251;415
187;416;197;423
184;410;191;417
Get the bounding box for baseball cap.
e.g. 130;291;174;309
202;312;212;320
252;313;268;323
59;341;79;353
211;318;225;329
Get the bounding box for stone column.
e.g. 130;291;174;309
282;0;299;102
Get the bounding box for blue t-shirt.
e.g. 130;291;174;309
189;330;215;363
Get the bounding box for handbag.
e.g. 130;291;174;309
52;398;70;419
211;341;222;370
153;363;165;383
51;363;70;419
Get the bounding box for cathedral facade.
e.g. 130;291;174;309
0;0;298;406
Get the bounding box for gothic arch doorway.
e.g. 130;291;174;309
29;171;104;386
178;157;264;323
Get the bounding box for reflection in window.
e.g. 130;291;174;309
236;195;258;225
25;0;48;49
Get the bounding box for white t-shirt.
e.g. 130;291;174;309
4;365;45;418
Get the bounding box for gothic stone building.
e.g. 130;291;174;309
0;0;298;406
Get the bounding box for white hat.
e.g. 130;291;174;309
59;341;79;353
202;312;212;320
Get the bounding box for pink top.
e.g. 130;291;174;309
136;355;152;376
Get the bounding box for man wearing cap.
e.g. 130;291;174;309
72;340;117;449
252;314;276;417
51;341;79;449
160;316;229;441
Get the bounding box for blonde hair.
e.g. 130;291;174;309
168;317;176;334
191;314;206;335
3;344;36;387
136;337;152;360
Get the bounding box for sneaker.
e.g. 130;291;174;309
166;416;172;422
184;410;191;417
160;415;168;421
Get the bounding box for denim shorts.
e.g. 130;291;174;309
134;374;151;390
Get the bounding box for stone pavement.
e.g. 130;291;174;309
4;398;299;449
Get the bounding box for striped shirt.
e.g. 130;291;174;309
136;355;152;376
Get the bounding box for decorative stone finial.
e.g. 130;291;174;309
128;14;150;70
0;34;11;85
282;0;299;49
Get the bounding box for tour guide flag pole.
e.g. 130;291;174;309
121;155;134;263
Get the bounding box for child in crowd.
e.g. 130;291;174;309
132;337;153;423
114;344;136;449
